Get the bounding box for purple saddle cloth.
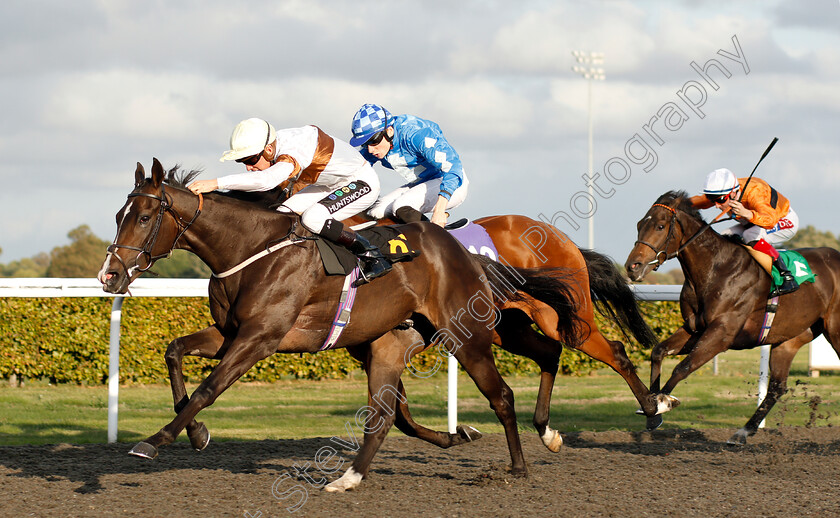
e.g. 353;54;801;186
447;221;499;261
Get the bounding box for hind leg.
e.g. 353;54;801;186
326;333;409;492
494;310;564;452
727;330;813;445
164;325;226;451
453;338;527;476
347;338;482;449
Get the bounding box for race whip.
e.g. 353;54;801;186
737;137;779;202
669;137;781;258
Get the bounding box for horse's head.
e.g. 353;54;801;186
98;158;200;294
625;191;698;281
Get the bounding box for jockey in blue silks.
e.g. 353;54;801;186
349;104;469;227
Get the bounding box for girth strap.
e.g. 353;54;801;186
757;295;780;345
320;267;361;351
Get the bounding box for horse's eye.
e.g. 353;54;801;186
139;215;151;225
657;224;665;231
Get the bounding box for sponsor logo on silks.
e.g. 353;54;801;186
349;183;356;189
342;186;351;194
329;194;337;200
334;190;344;197
777;218;795;230
325;184;372;213
388;233;409;254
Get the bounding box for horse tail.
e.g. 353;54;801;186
473;255;585;349
579;248;659;348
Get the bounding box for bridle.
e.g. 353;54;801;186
106;182;203;275
635;201;734;270
634;203;683;271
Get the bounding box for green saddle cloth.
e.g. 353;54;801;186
771;250;816;291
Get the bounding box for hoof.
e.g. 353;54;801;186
540;428;563;453
511;467;528;478
456;425;482;442
188;422;210;451
128;441;158;459
646;414;663;431
324;467;363;493
726;428;750;446
655;393;680;415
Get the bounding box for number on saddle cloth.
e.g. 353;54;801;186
314;227;419;276
447;221;499;261
771;250;816;291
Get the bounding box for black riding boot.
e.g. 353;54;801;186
771;257;799;296
394;206;428;224
336;229;392;285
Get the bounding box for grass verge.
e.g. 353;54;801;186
0;348;838;446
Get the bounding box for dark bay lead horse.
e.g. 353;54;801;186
98;159;582;492
625;191;840;443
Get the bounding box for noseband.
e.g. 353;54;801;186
107;182;203;275
634;203;681;271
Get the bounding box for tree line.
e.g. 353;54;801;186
0;225;210;278
1;223;838;279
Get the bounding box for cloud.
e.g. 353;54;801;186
1;0;838;265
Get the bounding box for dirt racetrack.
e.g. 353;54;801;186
2;426;840;517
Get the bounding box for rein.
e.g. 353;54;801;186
107;183;203;275
109;180;315;279
635;202;732;270
212;221;316;278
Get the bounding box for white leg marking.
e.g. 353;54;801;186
324;467;363;493
540;427;563;452
655;394;680;415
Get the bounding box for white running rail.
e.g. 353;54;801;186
2;279;783;441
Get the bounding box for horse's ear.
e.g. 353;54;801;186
135;162;146;186
151;158;165;188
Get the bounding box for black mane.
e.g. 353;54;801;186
654;190;705;223
162;165;201;189
162;165;283;210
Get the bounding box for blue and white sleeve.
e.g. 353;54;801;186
409;129;464;200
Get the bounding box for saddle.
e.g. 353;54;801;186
316;226;419;275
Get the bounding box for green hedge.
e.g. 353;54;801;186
0;298;683;384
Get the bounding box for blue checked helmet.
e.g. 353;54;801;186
350;103;392;147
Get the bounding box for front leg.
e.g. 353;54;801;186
649;327;696;393
164;325;226;451
660;320;741;396
130;325;278;459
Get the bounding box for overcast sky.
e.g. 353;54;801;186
1;0;838;269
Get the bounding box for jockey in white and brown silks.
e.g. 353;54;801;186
690;168;800;296
349;104;469;227
188;118;391;284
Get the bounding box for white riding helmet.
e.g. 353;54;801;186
220;118;276;162
703;168;739;196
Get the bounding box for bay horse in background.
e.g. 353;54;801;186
253;181;667;449
344;213;669;447
98;159;584;492
625;190;840;444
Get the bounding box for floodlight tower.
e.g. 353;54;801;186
572;51;605;250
